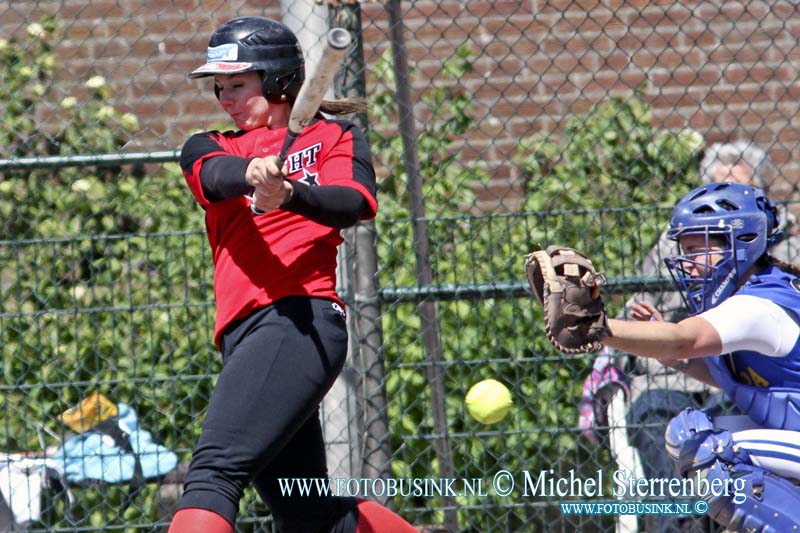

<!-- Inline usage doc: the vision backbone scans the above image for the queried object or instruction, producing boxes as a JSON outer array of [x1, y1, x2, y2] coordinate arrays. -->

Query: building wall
[[3, 0, 799, 201]]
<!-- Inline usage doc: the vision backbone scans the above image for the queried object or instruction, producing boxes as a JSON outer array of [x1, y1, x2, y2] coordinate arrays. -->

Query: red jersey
[[180, 119, 377, 346]]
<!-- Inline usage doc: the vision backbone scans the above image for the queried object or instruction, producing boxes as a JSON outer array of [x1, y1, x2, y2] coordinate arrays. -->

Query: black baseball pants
[[177, 297, 358, 532]]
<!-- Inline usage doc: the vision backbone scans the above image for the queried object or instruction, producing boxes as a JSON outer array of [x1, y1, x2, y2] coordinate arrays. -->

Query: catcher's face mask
[[665, 229, 735, 315]]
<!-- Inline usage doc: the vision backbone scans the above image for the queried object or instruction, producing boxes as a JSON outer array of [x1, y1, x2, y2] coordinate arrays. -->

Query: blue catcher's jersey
[[726, 265, 800, 388], [705, 265, 800, 430]]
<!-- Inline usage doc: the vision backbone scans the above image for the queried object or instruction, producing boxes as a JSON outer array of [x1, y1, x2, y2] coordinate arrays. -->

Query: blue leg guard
[[665, 407, 800, 532], [709, 463, 800, 533]]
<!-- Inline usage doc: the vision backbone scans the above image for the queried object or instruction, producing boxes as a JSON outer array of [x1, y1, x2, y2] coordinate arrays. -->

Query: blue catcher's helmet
[[665, 182, 782, 315]]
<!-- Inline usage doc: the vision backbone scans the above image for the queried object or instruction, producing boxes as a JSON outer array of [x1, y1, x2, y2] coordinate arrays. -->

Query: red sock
[[356, 499, 420, 533], [168, 508, 234, 533]]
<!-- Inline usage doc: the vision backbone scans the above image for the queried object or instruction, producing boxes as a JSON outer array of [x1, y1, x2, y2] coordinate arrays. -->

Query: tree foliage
[[513, 87, 703, 278], [1, 19, 214, 531]]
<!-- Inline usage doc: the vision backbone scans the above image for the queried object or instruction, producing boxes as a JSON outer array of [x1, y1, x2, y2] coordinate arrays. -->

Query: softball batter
[[168, 16, 418, 533]]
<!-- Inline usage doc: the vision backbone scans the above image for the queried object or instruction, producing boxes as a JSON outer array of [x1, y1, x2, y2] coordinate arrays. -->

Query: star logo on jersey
[[299, 168, 318, 187]]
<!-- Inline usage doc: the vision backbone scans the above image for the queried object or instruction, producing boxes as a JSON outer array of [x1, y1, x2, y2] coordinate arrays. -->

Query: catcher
[[526, 182, 800, 532]]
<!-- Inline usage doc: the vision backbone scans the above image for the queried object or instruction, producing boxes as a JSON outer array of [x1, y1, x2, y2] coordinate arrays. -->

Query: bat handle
[[250, 131, 300, 215], [276, 130, 301, 168]]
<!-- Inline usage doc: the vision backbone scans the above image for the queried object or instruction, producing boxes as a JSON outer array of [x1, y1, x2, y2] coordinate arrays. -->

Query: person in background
[[168, 16, 418, 533]]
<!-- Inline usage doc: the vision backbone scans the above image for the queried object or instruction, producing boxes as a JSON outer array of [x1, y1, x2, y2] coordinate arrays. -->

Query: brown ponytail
[[766, 255, 800, 277], [318, 97, 369, 116]]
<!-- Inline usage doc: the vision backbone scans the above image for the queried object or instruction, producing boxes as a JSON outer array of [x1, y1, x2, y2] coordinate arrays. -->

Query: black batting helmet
[[189, 17, 305, 103]]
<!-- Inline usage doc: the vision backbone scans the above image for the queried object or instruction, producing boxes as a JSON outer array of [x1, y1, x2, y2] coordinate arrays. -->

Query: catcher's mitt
[[525, 245, 611, 354]]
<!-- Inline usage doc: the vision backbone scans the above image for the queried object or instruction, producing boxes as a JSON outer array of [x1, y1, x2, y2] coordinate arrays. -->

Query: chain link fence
[[2, 1, 800, 532]]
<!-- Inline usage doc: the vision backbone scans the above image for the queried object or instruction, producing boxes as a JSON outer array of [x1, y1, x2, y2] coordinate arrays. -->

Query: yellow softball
[[465, 379, 513, 424]]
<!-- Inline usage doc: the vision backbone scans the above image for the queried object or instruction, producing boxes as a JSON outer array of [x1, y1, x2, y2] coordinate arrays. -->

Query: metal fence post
[[385, 0, 459, 529], [330, 3, 395, 497]]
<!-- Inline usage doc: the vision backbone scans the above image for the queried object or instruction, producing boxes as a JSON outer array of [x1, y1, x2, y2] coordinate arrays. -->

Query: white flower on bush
[[32, 84, 45, 97], [18, 66, 33, 79], [61, 96, 77, 109], [678, 128, 704, 154], [119, 112, 139, 131], [38, 54, 55, 70], [0, 39, 9, 52], [72, 179, 92, 193], [27, 23, 45, 38], [85, 75, 107, 89], [72, 285, 87, 301], [94, 105, 115, 121]]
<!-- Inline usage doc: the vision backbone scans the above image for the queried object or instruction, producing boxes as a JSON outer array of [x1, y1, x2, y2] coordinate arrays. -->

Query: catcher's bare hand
[[629, 301, 662, 322], [525, 245, 611, 354]]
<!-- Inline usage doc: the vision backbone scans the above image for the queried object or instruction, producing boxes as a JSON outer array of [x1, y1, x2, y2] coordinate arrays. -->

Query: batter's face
[[214, 72, 281, 131]]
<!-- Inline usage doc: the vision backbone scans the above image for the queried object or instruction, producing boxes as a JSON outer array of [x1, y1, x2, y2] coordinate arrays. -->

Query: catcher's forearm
[[603, 317, 722, 360]]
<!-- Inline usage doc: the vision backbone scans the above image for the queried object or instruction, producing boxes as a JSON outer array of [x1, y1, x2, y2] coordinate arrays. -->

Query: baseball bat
[[251, 27, 352, 214]]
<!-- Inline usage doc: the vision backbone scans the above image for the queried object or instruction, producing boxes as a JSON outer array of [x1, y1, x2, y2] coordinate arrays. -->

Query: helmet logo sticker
[[207, 43, 238, 62], [730, 218, 744, 229]]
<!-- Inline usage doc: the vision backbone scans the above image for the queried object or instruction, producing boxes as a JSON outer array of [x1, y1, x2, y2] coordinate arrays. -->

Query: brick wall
[[3, 0, 800, 203]]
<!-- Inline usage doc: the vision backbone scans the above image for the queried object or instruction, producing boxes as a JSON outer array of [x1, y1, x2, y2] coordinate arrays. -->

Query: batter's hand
[[246, 156, 285, 190], [247, 156, 292, 214], [628, 301, 663, 322], [252, 182, 292, 213]]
